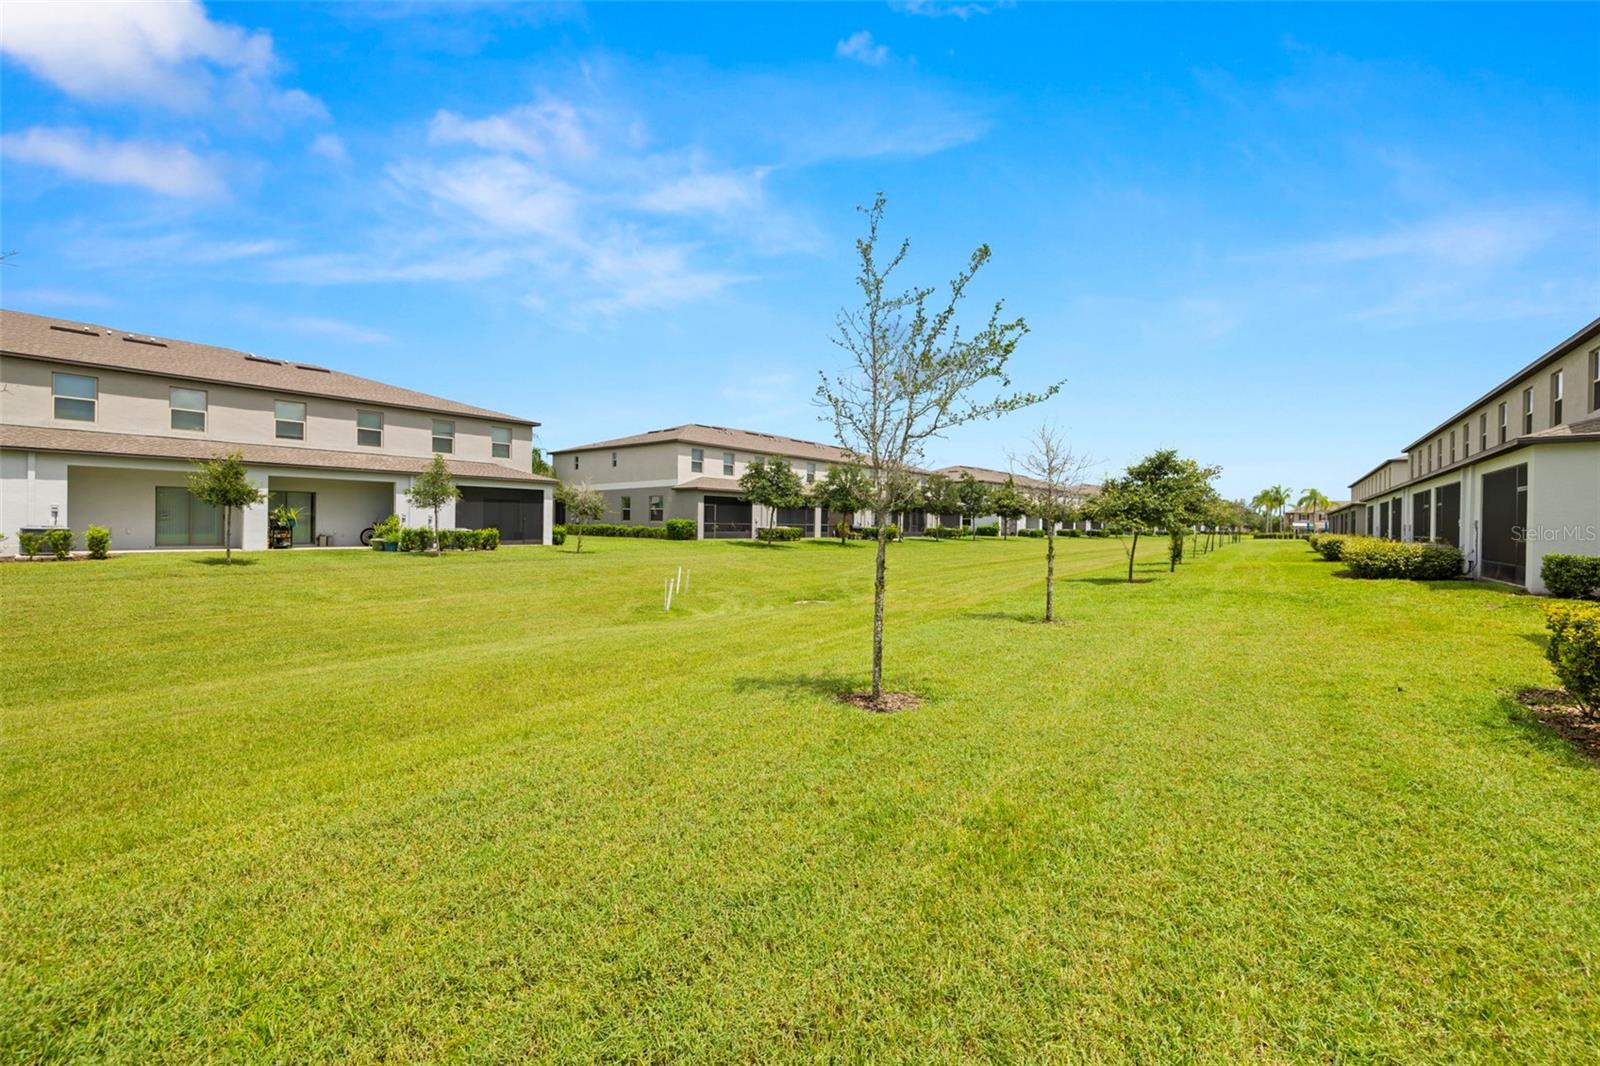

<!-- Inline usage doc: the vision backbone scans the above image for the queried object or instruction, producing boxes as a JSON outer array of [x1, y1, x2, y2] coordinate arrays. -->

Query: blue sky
[[3, 2, 1597, 499]]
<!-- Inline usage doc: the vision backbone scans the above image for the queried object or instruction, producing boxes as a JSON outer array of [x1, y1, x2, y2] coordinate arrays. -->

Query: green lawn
[[2, 536, 1596, 1062]]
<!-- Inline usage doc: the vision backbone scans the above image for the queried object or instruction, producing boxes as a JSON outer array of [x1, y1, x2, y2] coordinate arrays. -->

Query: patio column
[[392, 478, 412, 525], [542, 489, 554, 546], [695, 498, 705, 540], [814, 504, 823, 538], [240, 466, 270, 551]]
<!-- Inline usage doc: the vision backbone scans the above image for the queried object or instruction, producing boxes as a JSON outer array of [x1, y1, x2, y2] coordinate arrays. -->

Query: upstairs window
[[1498, 402, 1508, 444], [432, 419, 455, 454], [1591, 348, 1600, 412], [275, 399, 306, 440], [1522, 387, 1534, 435], [573, 454, 580, 470], [611, 451, 617, 467], [491, 426, 512, 459], [1449, 430, 1456, 464], [170, 387, 206, 432], [691, 447, 704, 473], [722, 451, 734, 476], [357, 410, 383, 447], [52, 372, 97, 422], [1479, 413, 1487, 452], [1461, 422, 1469, 459], [806, 462, 817, 484], [1551, 370, 1564, 426]]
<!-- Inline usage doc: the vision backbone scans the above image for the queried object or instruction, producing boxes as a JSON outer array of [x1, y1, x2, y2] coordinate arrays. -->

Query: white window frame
[[491, 425, 512, 459], [621, 495, 632, 521], [1551, 369, 1564, 426], [648, 494, 664, 522], [275, 399, 306, 440], [432, 419, 455, 454], [806, 462, 817, 484], [1591, 348, 1600, 412], [1498, 402, 1508, 444], [52, 372, 97, 422], [722, 452, 734, 476], [1522, 387, 1534, 434], [170, 386, 207, 432], [691, 447, 704, 473], [357, 410, 383, 448]]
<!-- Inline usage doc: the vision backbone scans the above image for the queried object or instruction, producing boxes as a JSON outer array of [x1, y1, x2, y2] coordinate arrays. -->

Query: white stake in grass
[[664, 576, 674, 612], [675, 566, 682, 594], [684, 568, 691, 592]]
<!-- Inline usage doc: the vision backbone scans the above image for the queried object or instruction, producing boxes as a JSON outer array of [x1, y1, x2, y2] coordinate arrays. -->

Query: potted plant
[[269, 504, 301, 549], [373, 513, 401, 551]]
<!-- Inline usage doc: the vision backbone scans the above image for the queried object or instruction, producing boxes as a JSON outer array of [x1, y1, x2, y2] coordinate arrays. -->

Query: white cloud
[[429, 101, 591, 161], [891, 0, 999, 18], [636, 169, 766, 215], [282, 315, 391, 344], [391, 156, 581, 238], [310, 133, 350, 164], [1284, 210, 1565, 269], [836, 31, 890, 67], [1, 127, 226, 199], [0, 0, 323, 120]]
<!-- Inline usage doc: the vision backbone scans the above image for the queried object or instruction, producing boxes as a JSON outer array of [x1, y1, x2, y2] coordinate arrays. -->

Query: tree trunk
[[871, 528, 888, 700], [1128, 531, 1139, 582], [432, 505, 441, 556], [224, 507, 232, 562], [1044, 533, 1055, 622]]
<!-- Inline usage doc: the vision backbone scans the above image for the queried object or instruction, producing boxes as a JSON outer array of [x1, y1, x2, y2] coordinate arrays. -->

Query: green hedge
[[757, 526, 803, 543], [568, 523, 668, 539], [1340, 536, 1464, 580], [921, 526, 963, 539], [398, 526, 434, 552], [1541, 554, 1600, 600], [1307, 533, 1349, 561], [856, 525, 901, 541], [552, 526, 567, 546], [665, 518, 696, 540], [974, 526, 999, 537], [1544, 602, 1600, 716]]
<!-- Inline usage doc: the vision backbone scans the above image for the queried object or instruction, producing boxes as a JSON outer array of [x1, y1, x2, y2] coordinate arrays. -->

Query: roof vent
[[49, 324, 100, 337], [294, 363, 331, 373], [122, 335, 169, 347], [244, 354, 283, 365]]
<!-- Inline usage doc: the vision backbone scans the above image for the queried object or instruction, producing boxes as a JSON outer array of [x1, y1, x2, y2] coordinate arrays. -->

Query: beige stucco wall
[[0, 355, 533, 468]]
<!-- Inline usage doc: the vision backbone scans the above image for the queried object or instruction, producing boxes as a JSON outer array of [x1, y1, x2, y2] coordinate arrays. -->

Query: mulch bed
[[1517, 688, 1600, 764], [837, 691, 922, 714]]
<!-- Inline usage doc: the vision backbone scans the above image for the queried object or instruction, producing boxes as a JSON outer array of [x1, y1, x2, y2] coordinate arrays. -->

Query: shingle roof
[[554, 423, 853, 465], [936, 465, 1100, 496], [0, 424, 555, 484], [0, 309, 534, 424]]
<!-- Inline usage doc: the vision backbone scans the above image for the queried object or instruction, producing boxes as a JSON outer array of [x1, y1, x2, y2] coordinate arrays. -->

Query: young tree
[[1012, 424, 1092, 622], [812, 463, 873, 544], [556, 481, 606, 554], [817, 194, 1057, 704], [955, 471, 991, 539], [406, 453, 460, 555], [990, 475, 1028, 539], [187, 450, 264, 563], [740, 455, 808, 544], [1091, 449, 1219, 583], [919, 472, 961, 531]]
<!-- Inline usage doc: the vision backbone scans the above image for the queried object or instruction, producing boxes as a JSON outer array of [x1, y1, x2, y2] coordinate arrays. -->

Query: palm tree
[[1254, 485, 1292, 533], [1295, 488, 1330, 534]]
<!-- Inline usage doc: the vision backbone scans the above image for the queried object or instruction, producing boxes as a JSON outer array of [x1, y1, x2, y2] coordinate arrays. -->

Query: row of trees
[[736, 457, 1043, 545]]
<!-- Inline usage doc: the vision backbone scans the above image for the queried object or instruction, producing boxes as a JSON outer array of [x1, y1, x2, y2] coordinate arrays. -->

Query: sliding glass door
[[155, 487, 223, 546], [267, 491, 316, 545]]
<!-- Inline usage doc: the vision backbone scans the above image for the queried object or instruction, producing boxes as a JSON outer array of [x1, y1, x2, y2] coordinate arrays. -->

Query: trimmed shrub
[[551, 526, 567, 546], [569, 523, 668, 539], [17, 531, 43, 558], [47, 529, 73, 560], [1542, 554, 1600, 600], [921, 525, 963, 539], [398, 526, 434, 552], [1544, 602, 1600, 717], [373, 514, 402, 541], [856, 524, 901, 542], [85, 525, 111, 559], [757, 525, 803, 544], [1312, 534, 1348, 562], [974, 526, 999, 537], [476, 528, 500, 551], [1340, 536, 1463, 580], [1017, 528, 1045, 538], [665, 518, 696, 540], [1063, 528, 1083, 538]]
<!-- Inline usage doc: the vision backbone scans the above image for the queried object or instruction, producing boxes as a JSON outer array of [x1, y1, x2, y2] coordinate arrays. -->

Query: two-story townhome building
[[552, 423, 974, 539], [0, 310, 556, 551], [935, 465, 1101, 533], [1340, 315, 1600, 593]]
